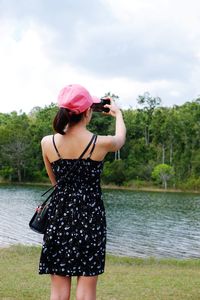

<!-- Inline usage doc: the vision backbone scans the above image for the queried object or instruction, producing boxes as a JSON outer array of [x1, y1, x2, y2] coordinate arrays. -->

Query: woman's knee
[[76, 293, 96, 300], [50, 294, 70, 300], [76, 276, 98, 300], [50, 275, 71, 300]]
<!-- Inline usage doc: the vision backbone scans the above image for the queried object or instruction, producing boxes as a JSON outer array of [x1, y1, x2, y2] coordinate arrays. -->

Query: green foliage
[[0, 95, 199, 190], [152, 164, 175, 189], [102, 160, 126, 185], [137, 92, 161, 145], [0, 166, 14, 181], [88, 112, 114, 136], [179, 177, 200, 191], [137, 91, 161, 111]]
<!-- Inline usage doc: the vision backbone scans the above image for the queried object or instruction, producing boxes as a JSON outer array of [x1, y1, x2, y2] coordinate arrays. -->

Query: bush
[[102, 160, 126, 185], [32, 171, 49, 183], [0, 166, 14, 181], [123, 179, 154, 188], [178, 177, 200, 191], [152, 164, 175, 189]]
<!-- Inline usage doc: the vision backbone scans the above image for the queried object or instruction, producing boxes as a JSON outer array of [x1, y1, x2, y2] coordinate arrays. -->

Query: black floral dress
[[39, 134, 107, 277]]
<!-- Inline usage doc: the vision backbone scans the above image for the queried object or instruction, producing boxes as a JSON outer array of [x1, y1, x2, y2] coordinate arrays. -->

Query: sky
[[0, 0, 200, 114]]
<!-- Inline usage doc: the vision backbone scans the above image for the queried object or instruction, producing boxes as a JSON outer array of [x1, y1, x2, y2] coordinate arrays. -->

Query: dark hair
[[53, 108, 84, 135]]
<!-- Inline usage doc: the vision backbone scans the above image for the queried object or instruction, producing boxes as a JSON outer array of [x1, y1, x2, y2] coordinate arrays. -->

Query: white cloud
[[0, 20, 55, 112], [0, 0, 200, 113]]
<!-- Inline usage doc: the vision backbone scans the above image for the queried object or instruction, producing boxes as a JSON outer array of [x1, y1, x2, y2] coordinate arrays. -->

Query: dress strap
[[52, 135, 62, 158], [41, 134, 96, 197], [87, 135, 97, 158]]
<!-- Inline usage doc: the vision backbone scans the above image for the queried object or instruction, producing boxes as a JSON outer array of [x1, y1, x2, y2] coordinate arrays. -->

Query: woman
[[38, 84, 126, 300]]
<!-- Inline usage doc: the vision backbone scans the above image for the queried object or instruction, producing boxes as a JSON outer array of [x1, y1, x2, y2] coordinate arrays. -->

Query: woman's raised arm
[[102, 99, 126, 152]]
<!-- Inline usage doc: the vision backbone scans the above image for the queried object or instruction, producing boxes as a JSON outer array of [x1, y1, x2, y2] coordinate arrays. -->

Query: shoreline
[[1, 244, 200, 262], [0, 181, 200, 194]]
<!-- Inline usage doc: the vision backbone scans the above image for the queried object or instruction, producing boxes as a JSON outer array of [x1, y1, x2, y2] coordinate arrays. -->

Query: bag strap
[[40, 134, 96, 202]]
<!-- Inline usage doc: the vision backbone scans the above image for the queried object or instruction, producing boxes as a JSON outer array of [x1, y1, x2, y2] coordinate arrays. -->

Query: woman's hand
[[102, 97, 126, 152], [103, 98, 121, 117]]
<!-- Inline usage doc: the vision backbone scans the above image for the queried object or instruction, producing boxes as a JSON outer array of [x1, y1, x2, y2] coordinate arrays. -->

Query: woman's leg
[[50, 274, 72, 300], [76, 275, 98, 300]]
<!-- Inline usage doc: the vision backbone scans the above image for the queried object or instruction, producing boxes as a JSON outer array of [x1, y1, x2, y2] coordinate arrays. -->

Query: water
[[0, 184, 200, 258]]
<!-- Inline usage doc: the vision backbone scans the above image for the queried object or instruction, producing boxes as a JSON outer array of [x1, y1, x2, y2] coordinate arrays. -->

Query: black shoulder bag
[[29, 134, 96, 234]]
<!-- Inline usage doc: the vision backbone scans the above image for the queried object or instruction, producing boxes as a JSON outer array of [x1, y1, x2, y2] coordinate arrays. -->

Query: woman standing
[[38, 84, 126, 300]]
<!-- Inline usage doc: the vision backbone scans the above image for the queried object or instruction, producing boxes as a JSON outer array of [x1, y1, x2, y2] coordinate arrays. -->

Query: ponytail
[[53, 108, 84, 135]]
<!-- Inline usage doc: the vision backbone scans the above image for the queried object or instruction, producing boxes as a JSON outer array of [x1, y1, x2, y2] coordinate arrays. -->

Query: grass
[[1, 245, 200, 299]]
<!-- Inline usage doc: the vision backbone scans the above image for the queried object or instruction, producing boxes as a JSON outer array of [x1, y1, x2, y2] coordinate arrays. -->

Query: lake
[[0, 184, 200, 258]]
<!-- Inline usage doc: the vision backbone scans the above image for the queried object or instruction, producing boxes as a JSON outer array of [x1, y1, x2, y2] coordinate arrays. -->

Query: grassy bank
[[1, 245, 200, 300]]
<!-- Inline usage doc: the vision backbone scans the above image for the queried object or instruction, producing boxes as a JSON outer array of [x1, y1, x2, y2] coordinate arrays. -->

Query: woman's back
[[42, 128, 116, 163], [50, 133, 104, 187]]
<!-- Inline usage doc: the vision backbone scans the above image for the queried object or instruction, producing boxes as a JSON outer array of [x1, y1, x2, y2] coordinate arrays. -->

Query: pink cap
[[57, 84, 100, 114]]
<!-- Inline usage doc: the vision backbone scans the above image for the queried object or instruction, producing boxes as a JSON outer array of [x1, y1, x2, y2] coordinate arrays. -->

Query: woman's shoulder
[[41, 134, 54, 145]]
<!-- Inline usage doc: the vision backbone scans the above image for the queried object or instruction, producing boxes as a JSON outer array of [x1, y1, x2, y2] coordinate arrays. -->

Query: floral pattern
[[39, 158, 107, 276]]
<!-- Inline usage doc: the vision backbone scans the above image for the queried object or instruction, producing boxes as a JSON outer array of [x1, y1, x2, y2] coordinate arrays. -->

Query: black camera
[[91, 98, 111, 113]]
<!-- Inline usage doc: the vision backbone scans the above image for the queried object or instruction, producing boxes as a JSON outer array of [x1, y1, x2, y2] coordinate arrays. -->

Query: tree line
[[0, 93, 200, 190]]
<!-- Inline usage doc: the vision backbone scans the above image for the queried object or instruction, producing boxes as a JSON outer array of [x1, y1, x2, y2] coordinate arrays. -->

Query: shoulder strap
[[79, 134, 96, 160], [52, 135, 62, 158], [41, 134, 96, 198], [87, 135, 97, 158]]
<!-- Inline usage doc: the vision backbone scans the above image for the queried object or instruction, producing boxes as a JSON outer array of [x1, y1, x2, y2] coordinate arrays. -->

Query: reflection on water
[[0, 184, 200, 258]]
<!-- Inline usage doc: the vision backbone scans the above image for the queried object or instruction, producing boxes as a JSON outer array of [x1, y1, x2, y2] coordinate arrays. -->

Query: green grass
[[1, 245, 200, 300]]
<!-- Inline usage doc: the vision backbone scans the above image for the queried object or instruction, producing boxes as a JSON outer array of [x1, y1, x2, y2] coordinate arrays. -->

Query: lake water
[[0, 184, 200, 258]]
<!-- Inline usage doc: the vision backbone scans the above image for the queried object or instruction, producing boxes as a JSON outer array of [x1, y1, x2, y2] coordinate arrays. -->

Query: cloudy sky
[[0, 0, 200, 113]]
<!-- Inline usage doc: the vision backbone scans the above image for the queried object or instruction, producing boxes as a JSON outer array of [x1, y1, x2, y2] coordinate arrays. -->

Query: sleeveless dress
[[39, 134, 107, 277]]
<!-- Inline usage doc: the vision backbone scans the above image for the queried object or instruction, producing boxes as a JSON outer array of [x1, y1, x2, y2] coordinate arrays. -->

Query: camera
[[91, 98, 111, 113]]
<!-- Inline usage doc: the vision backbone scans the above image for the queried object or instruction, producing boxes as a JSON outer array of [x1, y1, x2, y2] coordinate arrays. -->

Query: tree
[[152, 164, 175, 189], [0, 111, 31, 182], [103, 92, 119, 102], [0, 95, 199, 189], [137, 92, 161, 145]]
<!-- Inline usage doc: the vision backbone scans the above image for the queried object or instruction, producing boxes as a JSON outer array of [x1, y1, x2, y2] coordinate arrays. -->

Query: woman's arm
[[103, 99, 126, 152], [41, 137, 57, 186]]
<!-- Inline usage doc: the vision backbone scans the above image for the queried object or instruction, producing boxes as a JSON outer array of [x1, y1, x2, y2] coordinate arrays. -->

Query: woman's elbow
[[113, 136, 126, 151]]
